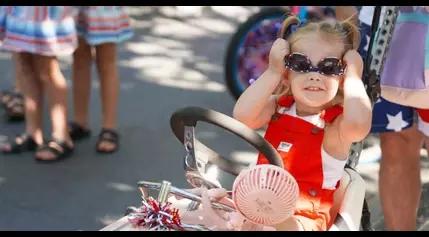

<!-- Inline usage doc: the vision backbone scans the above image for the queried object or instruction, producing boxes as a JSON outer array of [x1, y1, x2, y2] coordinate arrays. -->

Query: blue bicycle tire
[[223, 7, 289, 100]]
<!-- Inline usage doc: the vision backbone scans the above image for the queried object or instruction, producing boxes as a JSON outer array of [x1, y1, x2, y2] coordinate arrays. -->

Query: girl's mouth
[[304, 86, 324, 91]]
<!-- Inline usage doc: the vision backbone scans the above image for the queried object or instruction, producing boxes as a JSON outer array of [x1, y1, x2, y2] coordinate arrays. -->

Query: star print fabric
[[357, 6, 429, 135], [370, 97, 414, 133]]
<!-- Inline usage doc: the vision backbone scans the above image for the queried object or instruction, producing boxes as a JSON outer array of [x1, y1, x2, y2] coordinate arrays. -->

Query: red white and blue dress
[[0, 6, 78, 56], [76, 6, 133, 46]]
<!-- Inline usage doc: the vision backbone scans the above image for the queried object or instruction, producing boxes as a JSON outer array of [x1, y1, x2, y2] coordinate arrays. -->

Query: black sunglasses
[[284, 53, 346, 76]]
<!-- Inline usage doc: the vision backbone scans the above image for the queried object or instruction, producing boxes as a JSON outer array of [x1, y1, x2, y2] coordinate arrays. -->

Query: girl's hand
[[343, 49, 363, 79], [268, 38, 290, 76], [178, 187, 275, 231], [178, 187, 231, 230]]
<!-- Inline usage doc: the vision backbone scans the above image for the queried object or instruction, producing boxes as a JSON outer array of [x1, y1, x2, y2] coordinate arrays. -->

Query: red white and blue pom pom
[[128, 197, 183, 231]]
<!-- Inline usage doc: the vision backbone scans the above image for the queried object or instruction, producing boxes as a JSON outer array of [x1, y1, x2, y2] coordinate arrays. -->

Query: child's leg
[[3, 53, 26, 119], [13, 53, 22, 92], [33, 54, 73, 160], [95, 43, 119, 152], [71, 36, 93, 129], [1, 53, 23, 105], [2, 53, 44, 152], [17, 53, 44, 143]]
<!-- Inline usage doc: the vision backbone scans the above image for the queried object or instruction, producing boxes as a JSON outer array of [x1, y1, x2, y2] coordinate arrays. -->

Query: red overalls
[[257, 95, 344, 231]]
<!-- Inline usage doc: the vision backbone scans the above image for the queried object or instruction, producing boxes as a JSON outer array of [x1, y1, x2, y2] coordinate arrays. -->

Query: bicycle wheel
[[224, 7, 289, 100]]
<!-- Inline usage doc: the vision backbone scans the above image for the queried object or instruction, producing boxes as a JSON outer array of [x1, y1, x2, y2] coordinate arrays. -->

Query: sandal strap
[[6, 102, 25, 118], [17, 133, 30, 140], [7, 102, 24, 110], [37, 139, 72, 156], [5, 134, 36, 153], [69, 122, 88, 133], [10, 92, 23, 99], [98, 129, 119, 141], [1, 90, 12, 98]]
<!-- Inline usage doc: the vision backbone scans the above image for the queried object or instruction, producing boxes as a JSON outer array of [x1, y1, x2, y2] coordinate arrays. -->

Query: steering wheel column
[[170, 106, 284, 211]]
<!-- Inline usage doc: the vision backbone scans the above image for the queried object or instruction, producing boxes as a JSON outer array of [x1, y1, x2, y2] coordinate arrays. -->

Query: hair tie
[[291, 19, 308, 33], [334, 22, 346, 34], [283, 19, 308, 39]]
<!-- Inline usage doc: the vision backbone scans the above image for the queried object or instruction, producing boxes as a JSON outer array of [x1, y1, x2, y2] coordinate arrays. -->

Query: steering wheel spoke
[[136, 180, 236, 212], [170, 107, 284, 182], [184, 125, 208, 175]]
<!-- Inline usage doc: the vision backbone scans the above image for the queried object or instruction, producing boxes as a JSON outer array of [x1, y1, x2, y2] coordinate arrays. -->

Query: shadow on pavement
[[1, 6, 428, 231], [0, 6, 261, 230]]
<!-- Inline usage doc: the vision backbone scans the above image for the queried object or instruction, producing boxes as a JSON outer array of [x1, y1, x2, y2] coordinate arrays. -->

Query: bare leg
[[13, 53, 23, 93], [72, 36, 93, 129], [379, 125, 423, 230], [1, 53, 23, 105], [5, 52, 28, 116], [95, 43, 119, 152], [2, 53, 44, 152], [33, 55, 73, 160]]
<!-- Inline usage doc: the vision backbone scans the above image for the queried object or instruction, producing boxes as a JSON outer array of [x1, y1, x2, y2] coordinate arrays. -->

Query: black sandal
[[1, 89, 22, 108], [35, 139, 74, 163], [96, 128, 119, 154], [5, 94, 25, 122], [2, 133, 38, 154], [1, 90, 13, 107], [68, 122, 91, 141]]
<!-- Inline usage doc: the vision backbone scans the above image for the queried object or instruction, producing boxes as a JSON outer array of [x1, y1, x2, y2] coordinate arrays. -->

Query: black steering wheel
[[170, 106, 283, 177]]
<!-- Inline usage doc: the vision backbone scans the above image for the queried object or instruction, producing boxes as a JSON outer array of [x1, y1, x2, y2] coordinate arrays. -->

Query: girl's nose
[[310, 78, 320, 82]]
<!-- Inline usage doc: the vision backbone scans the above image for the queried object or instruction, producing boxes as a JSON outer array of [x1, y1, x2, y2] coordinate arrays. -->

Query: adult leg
[[373, 97, 422, 230], [379, 127, 422, 230]]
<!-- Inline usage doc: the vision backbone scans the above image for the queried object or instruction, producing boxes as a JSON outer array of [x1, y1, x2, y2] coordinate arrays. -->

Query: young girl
[[0, 6, 77, 162], [184, 16, 372, 231], [69, 6, 133, 154]]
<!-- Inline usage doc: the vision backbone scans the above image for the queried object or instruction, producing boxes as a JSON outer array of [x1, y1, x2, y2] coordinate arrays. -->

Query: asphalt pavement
[[0, 6, 428, 231]]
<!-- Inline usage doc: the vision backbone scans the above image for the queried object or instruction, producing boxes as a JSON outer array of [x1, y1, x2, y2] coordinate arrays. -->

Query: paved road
[[0, 6, 428, 231]]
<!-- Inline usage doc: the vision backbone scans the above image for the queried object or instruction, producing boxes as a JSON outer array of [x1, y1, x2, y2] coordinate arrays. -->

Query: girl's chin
[[299, 96, 331, 107]]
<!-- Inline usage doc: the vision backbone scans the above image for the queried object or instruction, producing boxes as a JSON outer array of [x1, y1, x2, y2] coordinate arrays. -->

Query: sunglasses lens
[[318, 58, 344, 75], [287, 54, 311, 72]]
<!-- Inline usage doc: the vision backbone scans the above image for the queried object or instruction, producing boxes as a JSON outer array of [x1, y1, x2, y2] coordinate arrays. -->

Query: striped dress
[[0, 6, 78, 56], [76, 6, 133, 46]]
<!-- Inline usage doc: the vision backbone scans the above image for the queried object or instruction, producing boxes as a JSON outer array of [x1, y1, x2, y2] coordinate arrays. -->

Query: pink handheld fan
[[232, 164, 299, 226]]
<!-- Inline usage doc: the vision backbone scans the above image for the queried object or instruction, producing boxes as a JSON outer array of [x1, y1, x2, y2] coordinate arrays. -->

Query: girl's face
[[285, 32, 345, 108]]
